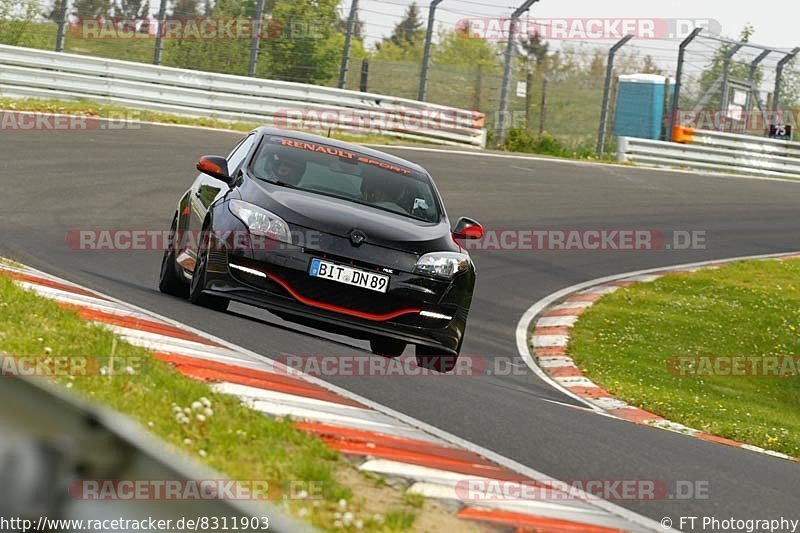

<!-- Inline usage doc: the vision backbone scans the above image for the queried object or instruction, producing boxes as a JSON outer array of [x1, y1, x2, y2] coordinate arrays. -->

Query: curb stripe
[[1, 262, 661, 532], [523, 252, 800, 463], [3, 271, 104, 299], [77, 307, 224, 347], [458, 507, 625, 532], [155, 353, 362, 407]]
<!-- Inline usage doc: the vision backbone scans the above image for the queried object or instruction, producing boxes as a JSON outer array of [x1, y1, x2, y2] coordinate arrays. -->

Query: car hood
[[239, 177, 456, 255]]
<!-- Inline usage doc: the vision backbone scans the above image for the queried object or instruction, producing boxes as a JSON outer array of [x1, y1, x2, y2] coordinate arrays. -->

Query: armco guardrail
[[1, 373, 307, 532], [0, 44, 486, 147], [617, 128, 800, 180]]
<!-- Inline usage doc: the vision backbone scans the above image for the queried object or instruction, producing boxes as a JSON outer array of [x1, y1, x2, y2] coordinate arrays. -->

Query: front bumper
[[200, 223, 472, 354]]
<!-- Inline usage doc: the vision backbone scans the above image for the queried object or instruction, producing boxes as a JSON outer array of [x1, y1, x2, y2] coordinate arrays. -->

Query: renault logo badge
[[349, 229, 367, 246]]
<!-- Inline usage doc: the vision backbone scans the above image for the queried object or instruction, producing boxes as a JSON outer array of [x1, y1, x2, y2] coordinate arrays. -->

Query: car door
[[184, 133, 256, 266]]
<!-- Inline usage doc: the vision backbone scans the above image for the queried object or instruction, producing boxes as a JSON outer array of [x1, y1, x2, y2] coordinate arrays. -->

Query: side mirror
[[196, 156, 232, 183], [452, 217, 484, 240]]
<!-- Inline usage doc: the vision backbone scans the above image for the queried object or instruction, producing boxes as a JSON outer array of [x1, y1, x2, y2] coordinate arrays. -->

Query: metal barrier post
[[596, 34, 633, 155], [152, 0, 168, 65], [670, 27, 703, 140], [247, 0, 266, 77], [496, 0, 539, 145], [417, 0, 444, 101], [54, 0, 69, 52], [772, 47, 800, 113], [718, 44, 743, 113], [359, 58, 369, 92], [338, 0, 359, 89]]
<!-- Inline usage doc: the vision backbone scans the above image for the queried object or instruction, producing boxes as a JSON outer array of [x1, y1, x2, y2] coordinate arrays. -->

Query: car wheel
[[159, 217, 189, 298], [370, 336, 406, 358], [415, 345, 459, 373], [189, 232, 229, 312]]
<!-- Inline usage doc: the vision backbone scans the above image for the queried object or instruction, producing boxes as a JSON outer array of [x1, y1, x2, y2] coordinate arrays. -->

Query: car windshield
[[250, 136, 441, 223]]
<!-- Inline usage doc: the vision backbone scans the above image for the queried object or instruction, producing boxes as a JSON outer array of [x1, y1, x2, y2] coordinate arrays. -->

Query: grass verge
[[0, 97, 399, 146], [0, 273, 486, 531], [568, 258, 800, 457]]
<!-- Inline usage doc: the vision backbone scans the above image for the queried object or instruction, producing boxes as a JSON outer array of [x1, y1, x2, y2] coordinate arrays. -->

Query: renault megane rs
[[159, 128, 483, 372]]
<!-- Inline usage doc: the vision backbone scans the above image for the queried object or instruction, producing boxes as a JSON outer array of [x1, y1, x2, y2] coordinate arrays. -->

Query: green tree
[[433, 24, 501, 70], [260, 0, 349, 84], [170, 0, 201, 17], [696, 24, 757, 109], [518, 31, 549, 70], [116, 0, 146, 19], [162, 0, 251, 75], [0, 0, 39, 45], [73, 0, 114, 18], [378, 1, 423, 51], [640, 55, 664, 75], [338, 9, 363, 41]]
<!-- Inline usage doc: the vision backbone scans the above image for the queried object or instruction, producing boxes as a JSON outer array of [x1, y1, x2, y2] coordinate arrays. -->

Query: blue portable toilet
[[613, 74, 669, 140]]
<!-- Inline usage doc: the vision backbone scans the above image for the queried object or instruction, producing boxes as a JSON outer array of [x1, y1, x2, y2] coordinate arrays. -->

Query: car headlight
[[229, 200, 291, 244], [414, 252, 471, 279]]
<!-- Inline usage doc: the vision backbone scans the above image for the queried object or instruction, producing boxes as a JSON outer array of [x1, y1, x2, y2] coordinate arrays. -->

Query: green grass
[[568, 258, 800, 456], [0, 97, 399, 146], [0, 274, 483, 531]]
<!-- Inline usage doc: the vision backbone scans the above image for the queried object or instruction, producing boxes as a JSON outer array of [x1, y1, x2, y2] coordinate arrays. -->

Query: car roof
[[253, 127, 428, 176]]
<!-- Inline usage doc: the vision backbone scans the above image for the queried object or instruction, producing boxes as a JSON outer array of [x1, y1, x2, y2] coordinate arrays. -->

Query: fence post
[[247, 0, 266, 77], [670, 27, 702, 140], [718, 43, 743, 114], [359, 58, 369, 92], [538, 75, 547, 136], [472, 64, 483, 111], [525, 66, 533, 131], [661, 77, 671, 140], [496, 0, 539, 145], [417, 0, 444, 101], [152, 0, 168, 65], [338, 0, 359, 89], [772, 47, 800, 114], [54, 0, 69, 52], [596, 34, 633, 155]]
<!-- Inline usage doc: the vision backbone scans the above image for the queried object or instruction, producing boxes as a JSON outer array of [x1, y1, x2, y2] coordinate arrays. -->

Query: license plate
[[309, 258, 389, 293]]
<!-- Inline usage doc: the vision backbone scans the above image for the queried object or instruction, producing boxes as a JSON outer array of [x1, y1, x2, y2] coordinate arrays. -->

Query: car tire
[[189, 231, 229, 312], [415, 345, 459, 373], [370, 337, 406, 358], [159, 217, 189, 298]]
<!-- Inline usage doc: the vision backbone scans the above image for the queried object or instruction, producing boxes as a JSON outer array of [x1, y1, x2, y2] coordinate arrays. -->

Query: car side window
[[226, 134, 256, 175]]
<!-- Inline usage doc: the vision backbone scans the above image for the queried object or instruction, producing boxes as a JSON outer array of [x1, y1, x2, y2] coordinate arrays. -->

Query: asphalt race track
[[3, 123, 800, 528]]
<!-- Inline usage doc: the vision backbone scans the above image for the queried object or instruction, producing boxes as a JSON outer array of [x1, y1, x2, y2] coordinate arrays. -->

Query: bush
[[503, 128, 596, 159]]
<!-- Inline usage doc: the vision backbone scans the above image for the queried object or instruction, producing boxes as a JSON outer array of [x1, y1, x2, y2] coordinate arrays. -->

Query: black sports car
[[159, 128, 483, 372]]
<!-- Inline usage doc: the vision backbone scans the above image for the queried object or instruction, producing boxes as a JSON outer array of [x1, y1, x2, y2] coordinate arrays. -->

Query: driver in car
[[269, 153, 306, 185], [361, 175, 398, 205]]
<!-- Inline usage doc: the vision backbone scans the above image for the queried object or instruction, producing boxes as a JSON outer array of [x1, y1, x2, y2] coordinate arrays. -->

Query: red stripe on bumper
[[265, 273, 421, 322]]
